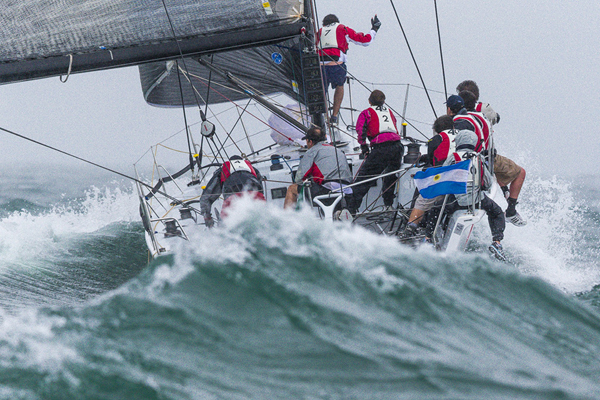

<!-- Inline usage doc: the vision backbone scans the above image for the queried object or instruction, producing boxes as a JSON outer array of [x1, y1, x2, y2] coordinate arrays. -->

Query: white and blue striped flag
[[414, 160, 471, 199]]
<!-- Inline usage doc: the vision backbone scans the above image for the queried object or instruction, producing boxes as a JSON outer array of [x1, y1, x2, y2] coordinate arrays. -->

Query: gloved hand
[[371, 15, 381, 32], [361, 144, 370, 156], [204, 215, 214, 228]]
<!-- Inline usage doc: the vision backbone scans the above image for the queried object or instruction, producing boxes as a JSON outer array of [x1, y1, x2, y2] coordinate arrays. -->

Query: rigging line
[[343, 68, 429, 140], [176, 66, 232, 140], [181, 66, 305, 132], [176, 62, 195, 170], [204, 55, 214, 116], [159, 0, 203, 110], [317, 49, 428, 139], [184, 68, 299, 144], [352, 80, 446, 95], [213, 99, 248, 155], [0, 125, 203, 213], [389, 0, 438, 119], [433, 0, 448, 100], [236, 100, 256, 153], [211, 134, 231, 163]]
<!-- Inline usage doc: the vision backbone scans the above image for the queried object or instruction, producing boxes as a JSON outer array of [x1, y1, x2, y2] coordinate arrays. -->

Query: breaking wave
[[0, 194, 599, 399]]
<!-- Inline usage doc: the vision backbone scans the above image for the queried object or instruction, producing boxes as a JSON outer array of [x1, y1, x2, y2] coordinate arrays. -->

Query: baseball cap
[[445, 95, 464, 113]]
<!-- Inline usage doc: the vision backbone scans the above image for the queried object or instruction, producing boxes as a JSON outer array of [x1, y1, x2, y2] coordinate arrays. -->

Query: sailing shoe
[[330, 115, 338, 125], [506, 212, 527, 227], [400, 223, 418, 239], [489, 241, 507, 262]]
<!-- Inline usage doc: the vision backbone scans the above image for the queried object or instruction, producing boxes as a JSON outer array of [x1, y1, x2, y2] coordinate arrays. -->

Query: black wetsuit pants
[[348, 141, 404, 213], [425, 194, 505, 242]]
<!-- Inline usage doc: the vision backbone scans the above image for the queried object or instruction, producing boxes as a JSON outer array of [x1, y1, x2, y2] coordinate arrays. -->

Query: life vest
[[453, 114, 484, 152], [432, 129, 458, 166], [467, 111, 491, 150], [220, 159, 257, 183], [319, 23, 341, 50], [451, 150, 491, 193], [365, 105, 398, 141]]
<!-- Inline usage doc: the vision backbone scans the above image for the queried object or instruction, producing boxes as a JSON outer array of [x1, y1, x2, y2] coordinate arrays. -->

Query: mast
[[303, 0, 327, 129]]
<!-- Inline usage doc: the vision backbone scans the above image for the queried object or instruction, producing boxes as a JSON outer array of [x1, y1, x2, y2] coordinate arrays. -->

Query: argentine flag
[[414, 160, 471, 199]]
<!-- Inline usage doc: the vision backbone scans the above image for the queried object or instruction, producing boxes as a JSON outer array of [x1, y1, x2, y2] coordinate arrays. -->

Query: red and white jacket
[[220, 159, 257, 182], [453, 111, 484, 152], [356, 105, 402, 146], [467, 111, 491, 150], [316, 23, 375, 64], [428, 129, 458, 166]]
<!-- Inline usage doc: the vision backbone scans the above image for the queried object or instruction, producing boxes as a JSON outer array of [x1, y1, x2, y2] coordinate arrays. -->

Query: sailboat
[[0, 0, 496, 258]]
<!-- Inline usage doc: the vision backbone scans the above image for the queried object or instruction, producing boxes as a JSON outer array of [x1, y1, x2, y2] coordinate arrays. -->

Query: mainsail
[[140, 40, 306, 108], [0, 0, 308, 84]]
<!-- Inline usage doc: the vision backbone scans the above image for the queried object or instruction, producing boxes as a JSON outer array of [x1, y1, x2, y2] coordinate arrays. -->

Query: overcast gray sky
[[0, 0, 598, 178]]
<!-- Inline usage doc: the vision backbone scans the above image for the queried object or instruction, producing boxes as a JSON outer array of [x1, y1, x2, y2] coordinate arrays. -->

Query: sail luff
[[0, 22, 307, 84]]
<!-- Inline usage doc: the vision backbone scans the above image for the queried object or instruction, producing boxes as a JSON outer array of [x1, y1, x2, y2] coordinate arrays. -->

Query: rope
[[59, 54, 73, 83], [0, 125, 202, 214], [434, 0, 448, 100], [389, 0, 437, 118]]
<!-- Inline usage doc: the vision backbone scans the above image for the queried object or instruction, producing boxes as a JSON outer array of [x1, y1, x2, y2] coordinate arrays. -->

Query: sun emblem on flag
[[433, 174, 442, 182]]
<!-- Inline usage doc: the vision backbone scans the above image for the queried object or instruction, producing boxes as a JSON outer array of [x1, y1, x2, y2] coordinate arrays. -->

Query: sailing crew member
[[200, 155, 265, 227], [402, 115, 457, 238], [284, 127, 353, 209], [456, 80, 527, 226], [458, 90, 492, 150], [347, 90, 404, 215], [316, 14, 380, 125], [445, 94, 485, 152], [425, 130, 507, 260], [456, 80, 500, 125]]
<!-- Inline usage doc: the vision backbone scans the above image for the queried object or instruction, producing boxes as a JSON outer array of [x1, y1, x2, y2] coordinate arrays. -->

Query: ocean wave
[[1, 199, 599, 399]]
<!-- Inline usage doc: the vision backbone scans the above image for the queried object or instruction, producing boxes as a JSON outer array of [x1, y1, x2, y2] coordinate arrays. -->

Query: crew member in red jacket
[[200, 155, 265, 227], [456, 80, 527, 226], [348, 90, 403, 215], [316, 14, 380, 124], [401, 115, 457, 239]]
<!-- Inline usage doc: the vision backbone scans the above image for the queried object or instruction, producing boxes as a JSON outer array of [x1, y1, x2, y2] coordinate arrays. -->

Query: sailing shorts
[[494, 154, 522, 184], [414, 194, 444, 211], [322, 63, 347, 89]]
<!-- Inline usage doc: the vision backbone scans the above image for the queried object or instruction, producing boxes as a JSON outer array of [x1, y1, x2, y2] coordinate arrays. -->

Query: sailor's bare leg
[[508, 167, 526, 199], [408, 208, 425, 225], [332, 85, 344, 118], [284, 184, 299, 209]]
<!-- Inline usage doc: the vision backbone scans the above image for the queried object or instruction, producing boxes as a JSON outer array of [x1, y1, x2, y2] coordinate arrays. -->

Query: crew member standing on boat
[[284, 127, 352, 209], [347, 90, 404, 215], [200, 155, 265, 227], [316, 14, 380, 125], [456, 80, 527, 227]]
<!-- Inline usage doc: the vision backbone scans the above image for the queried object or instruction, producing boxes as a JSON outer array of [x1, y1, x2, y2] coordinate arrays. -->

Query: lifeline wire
[[389, 0, 438, 118], [0, 125, 201, 213]]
